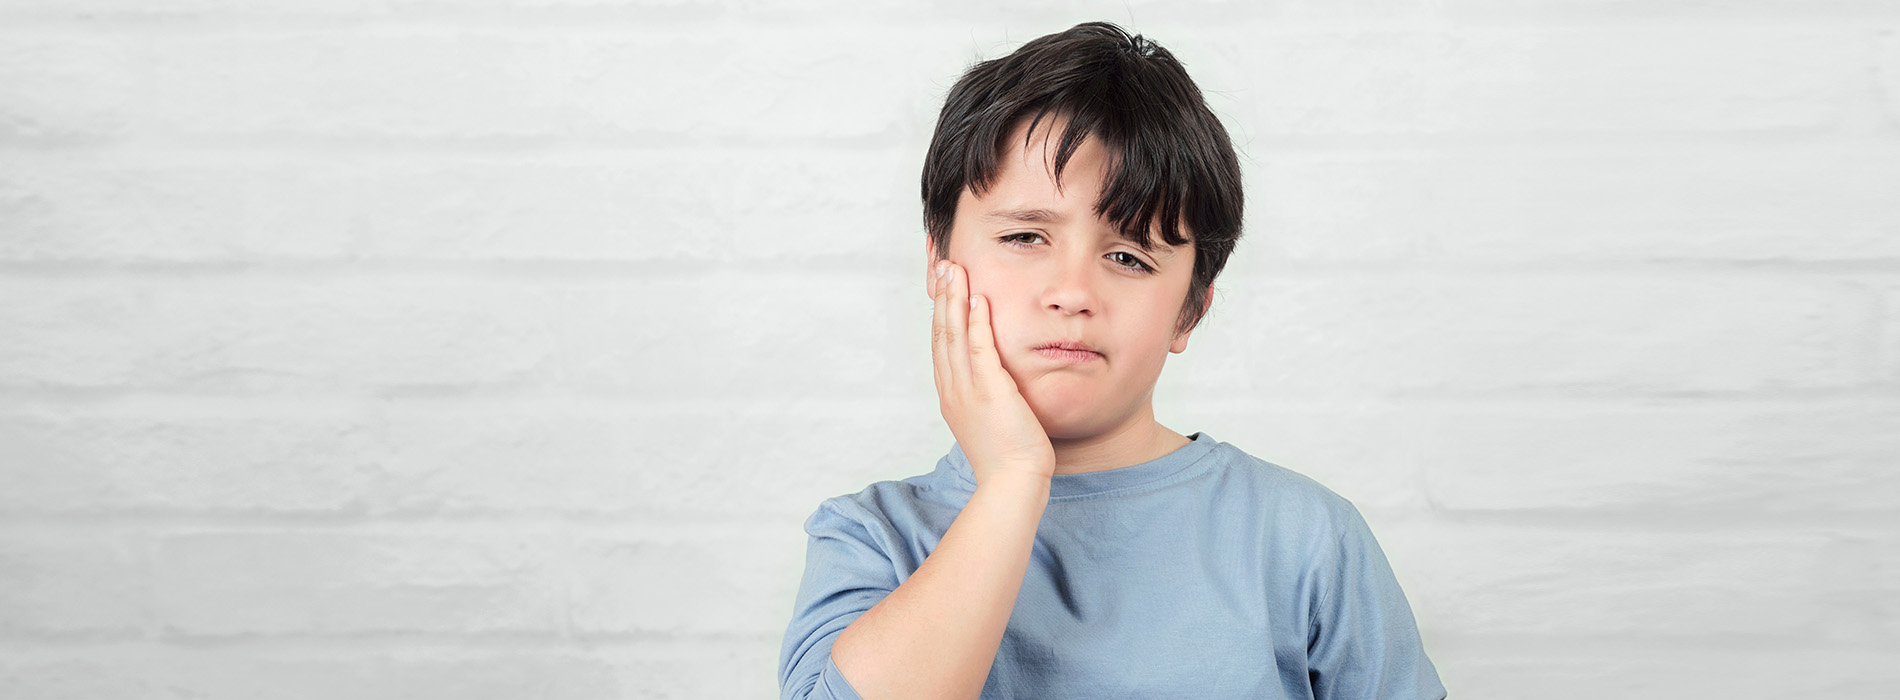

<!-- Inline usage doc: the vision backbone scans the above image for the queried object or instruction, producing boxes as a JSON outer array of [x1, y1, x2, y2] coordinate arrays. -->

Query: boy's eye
[[1109, 251, 1155, 273], [998, 232, 1156, 274], [999, 232, 1043, 247]]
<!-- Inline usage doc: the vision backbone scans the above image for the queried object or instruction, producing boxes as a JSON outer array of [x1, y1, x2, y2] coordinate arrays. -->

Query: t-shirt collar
[[940, 431, 1219, 500]]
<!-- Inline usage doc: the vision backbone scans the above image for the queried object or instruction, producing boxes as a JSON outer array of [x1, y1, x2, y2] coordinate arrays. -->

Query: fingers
[[931, 261, 949, 397], [945, 263, 973, 388], [966, 291, 998, 388]]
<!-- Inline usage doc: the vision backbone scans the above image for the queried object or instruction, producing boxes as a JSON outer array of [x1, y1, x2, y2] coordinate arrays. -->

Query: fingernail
[[936, 261, 948, 279], [969, 295, 977, 310]]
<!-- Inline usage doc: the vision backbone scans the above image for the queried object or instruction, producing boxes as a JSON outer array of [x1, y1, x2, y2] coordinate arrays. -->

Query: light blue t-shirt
[[779, 431, 1445, 700]]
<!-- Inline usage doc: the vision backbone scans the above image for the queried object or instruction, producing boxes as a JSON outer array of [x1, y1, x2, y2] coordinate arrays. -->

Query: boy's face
[[927, 115, 1207, 441]]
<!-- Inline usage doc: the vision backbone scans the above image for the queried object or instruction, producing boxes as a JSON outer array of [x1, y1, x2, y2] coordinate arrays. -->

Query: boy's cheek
[[987, 309, 1012, 349], [985, 307, 1041, 386]]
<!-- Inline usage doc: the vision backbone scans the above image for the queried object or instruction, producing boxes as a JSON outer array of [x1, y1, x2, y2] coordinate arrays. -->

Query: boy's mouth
[[1034, 340, 1103, 361]]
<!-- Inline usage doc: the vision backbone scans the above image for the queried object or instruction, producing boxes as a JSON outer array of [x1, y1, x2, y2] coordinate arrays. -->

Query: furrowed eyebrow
[[984, 206, 1186, 258], [982, 207, 1065, 224]]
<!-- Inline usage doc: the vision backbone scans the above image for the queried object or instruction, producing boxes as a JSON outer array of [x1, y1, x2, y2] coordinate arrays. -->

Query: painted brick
[[1869, 532, 1900, 640], [1414, 400, 1900, 512], [156, 531, 559, 636], [0, 531, 150, 637], [0, 0, 715, 17], [1244, 153, 1435, 264], [0, 639, 783, 700], [8, 0, 1900, 22], [0, 154, 359, 262], [315, 398, 941, 518], [1881, 281, 1900, 384], [1439, 649, 1900, 700], [0, 273, 915, 395], [155, 529, 795, 637], [0, 29, 935, 142], [0, 276, 555, 391], [0, 398, 947, 518], [0, 409, 376, 514], [0, 34, 140, 139], [6, 26, 1864, 142], [727, 146, 921, 264], [0, 148, 924, 264], [1379, 519, 1869, 639], [0, 648, 625, 700], [1878, 27, 1900, 125], [561, 533, 798, 636], [1209, 26, 1866, 136], [1181, 274, 1870, 396], [0, 155, 724, 262], [1247, 144, 1900, 265]]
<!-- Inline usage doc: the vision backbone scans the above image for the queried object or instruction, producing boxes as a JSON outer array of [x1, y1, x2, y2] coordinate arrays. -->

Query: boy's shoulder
[[1204, 438, 1372, 536], [798, 454, 962, 539], [1221, 439, 1360, 500]]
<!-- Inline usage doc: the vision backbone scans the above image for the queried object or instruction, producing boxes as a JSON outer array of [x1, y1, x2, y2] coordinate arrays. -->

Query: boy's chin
[[1036, 414, 1123, 442], [1023, 388, 1117, 440]]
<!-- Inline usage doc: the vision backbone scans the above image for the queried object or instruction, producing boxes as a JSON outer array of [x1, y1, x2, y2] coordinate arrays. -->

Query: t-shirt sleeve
[[1306, 502, 1447, 700], [779, 500, 898, 700]]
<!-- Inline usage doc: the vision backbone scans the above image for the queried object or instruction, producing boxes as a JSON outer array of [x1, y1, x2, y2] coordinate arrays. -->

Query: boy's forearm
[[830, 471, 1050, 700]]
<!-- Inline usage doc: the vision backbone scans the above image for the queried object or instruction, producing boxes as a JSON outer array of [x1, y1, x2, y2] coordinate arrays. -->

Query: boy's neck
[[1047, 413, 1192, 476]]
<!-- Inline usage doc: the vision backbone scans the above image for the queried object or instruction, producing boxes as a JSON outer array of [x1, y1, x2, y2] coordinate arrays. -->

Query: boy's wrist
[[974, 467, 1054, 497]]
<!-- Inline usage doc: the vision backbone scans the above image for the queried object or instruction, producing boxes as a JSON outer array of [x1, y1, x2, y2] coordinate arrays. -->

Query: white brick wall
[[2, 2, 1896, 698]]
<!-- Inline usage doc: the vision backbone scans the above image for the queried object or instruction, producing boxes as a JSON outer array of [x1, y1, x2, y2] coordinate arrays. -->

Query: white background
[[2, 1, 1898, 698]]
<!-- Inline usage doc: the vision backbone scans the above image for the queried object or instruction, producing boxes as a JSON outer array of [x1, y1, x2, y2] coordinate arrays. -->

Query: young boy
[[780, 21, 1444, 700]]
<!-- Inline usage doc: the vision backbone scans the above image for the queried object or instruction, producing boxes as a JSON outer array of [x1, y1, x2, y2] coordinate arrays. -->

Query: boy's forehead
[[968, 121, 1111, 226], [1003, 115, 1099, 181], [956, 115, 1191, 255]]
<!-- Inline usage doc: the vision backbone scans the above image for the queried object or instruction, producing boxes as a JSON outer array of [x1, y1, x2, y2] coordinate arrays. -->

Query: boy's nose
[[1041, 260, 1099, 316]]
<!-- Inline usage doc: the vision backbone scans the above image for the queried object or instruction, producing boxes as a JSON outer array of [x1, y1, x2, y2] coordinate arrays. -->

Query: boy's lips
[[1033, 340, 1103, 362], [1036, 339, 1101, 354], [1033, 347, 1102, 363]]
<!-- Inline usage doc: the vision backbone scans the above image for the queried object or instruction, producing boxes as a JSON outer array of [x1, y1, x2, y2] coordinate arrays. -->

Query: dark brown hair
[[921, 21, 1245, 337]]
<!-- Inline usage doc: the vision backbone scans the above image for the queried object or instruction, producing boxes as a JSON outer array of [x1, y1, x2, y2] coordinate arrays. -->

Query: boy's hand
[[930, 260, 1057, 487]]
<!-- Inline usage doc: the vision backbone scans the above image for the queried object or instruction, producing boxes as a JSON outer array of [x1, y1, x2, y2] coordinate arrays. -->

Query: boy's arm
[[778, 472, 1050, 700], [781, 256, 1059, 699], [830, 472, 1048, 700], [1307, 504, 1447, 700]]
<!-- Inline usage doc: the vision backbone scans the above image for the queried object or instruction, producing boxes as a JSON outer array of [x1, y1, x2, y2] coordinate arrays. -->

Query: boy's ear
[[1170, 284, 1215, 354]]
